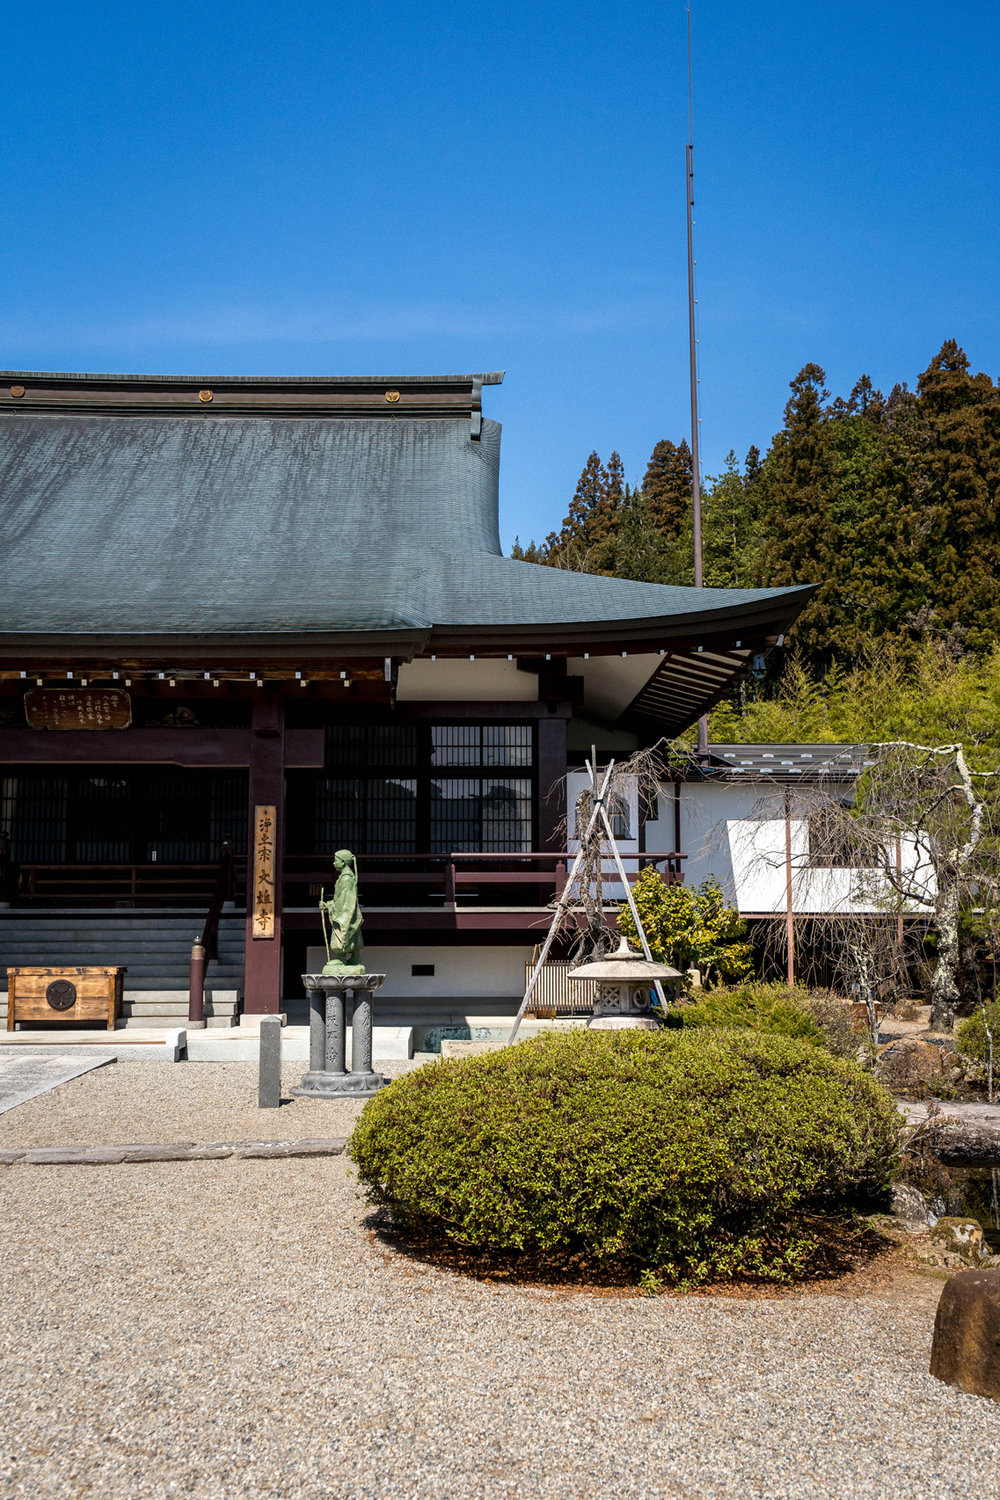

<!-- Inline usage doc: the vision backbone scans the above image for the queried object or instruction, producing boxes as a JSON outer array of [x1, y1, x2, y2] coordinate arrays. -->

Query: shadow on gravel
[[362, 1209, 896, 1298]]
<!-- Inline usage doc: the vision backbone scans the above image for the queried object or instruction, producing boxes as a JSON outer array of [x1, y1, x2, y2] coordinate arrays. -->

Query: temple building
[[0, 370, 811, 1027]]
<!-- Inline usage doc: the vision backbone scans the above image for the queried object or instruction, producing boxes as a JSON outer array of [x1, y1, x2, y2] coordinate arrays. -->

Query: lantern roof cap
[[568, 936, 681, 983]]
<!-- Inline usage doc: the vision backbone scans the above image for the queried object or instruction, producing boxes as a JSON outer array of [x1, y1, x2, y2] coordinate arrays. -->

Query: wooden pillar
[[244, 692, 286, 1015], [537, 715, 568, 852]]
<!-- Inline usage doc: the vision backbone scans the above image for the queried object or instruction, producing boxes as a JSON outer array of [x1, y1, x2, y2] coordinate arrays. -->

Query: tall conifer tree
[[544, 450, 622, 574], [914, 341, 1000, 648], [640, 438, 693, 537], [755, 365, 842, 654]]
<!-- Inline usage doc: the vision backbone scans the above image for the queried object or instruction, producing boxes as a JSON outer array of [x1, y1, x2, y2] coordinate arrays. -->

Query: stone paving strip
[[0, 1135, 347, 1165]]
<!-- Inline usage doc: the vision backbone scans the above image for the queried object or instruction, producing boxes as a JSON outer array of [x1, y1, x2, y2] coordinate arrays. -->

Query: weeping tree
[[696, 738, 999, 1035], [560, 744, 672, 963], [775, 742, 1000, 1032], [850, 743, 1000, 1031]]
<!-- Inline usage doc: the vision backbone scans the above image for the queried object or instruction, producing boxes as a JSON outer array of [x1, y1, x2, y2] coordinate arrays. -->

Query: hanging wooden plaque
[[252, 804, 276, 939], [24, 688, 132, 730]]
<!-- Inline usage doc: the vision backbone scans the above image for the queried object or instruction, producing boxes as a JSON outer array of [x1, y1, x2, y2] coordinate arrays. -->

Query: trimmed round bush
[[349, 1028, 900, 1284]]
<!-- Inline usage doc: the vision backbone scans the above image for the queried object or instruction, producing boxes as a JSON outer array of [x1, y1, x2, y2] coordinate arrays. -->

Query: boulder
[[908, 1216, 987, 1270], [930, 1268, 1000, 1400], [891, 1183, 930, 1228], [876, 1037, 956, 1092], [922, 1121, 1000, 1165]]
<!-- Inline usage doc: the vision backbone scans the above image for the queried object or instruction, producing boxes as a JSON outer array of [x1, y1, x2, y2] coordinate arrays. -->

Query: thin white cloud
[[0, 296, 673, 350]]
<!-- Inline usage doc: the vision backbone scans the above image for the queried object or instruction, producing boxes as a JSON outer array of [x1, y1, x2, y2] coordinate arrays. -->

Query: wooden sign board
[[24, 688, 132, 731], [252, 804, 276, 939]]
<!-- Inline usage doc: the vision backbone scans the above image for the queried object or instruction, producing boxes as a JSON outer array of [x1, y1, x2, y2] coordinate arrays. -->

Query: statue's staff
[[319, 886, 331, 968]]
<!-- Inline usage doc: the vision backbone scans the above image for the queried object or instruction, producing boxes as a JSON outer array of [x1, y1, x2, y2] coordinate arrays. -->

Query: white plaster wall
[[725, 818, 926, 915], [645, 782, 761, 897], [397, 658, 538, 701], [566, 769, 638, 898], [305, 943, 533, 999], [645, 781, 935, 916]]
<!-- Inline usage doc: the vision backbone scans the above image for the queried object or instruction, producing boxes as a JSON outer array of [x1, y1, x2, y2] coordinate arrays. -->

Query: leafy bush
[[666, 981, 863, 1061], [618, 868, 752, 984], [349, 1028, 900, 1284], [805, 988, 869, 1061], [956, 1004, 1000, 1066], [666, 981, 824, 1045]]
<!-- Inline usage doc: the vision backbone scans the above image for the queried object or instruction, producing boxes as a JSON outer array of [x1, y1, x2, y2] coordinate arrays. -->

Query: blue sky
[[2, 2, 997, 549]]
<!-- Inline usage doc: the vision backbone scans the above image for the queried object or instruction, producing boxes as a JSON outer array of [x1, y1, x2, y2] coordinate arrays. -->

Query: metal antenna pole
[[686, 6, 709, 761]]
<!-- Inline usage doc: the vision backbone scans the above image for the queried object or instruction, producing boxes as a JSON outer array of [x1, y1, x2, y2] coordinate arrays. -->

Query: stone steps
[[119, 993, 239, 1030], [0, 909, 246, 1023]]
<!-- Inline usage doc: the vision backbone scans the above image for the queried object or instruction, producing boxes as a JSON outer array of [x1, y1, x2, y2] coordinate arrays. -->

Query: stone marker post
[[258, 1014, 282, 1109], [325, 986, 348, 1076]]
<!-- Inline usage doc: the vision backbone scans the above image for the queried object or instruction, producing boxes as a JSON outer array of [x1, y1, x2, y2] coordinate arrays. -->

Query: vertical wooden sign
[[252, 805, 276, 939]]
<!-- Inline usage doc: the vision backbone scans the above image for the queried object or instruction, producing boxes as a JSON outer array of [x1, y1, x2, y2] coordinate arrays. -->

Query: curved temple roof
[[0, 372, 813, 733]]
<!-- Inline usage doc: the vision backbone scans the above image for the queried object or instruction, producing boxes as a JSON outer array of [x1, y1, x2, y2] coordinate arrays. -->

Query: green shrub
[[956, 1004, 1000, 1066], [665, 981, 863, 1060], [802, 988, 868, 1061], [349, 1027, 900, 1285], [618, 869, 752, 983], [665, 981, 826, 1047]]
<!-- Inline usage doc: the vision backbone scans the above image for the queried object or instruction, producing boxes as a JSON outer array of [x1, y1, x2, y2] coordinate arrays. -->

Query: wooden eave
[[0, 370, 504, 420], [0, 587, 811, 667]]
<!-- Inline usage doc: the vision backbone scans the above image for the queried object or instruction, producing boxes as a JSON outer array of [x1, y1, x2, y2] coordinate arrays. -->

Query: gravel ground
[[0, 1059, 409, 1151], [1, 1063, 999, 1498]]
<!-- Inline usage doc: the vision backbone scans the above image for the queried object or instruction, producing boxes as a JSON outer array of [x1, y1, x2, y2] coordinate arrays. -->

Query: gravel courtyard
[[1, 1061, 999, 1499]]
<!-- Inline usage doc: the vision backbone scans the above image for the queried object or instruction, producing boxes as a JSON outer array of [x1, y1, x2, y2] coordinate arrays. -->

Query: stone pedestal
[[291, 973, 388, 1098]]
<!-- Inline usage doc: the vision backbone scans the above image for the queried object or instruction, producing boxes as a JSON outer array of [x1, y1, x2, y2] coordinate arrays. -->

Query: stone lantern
[[568, 936, 681, 1029]]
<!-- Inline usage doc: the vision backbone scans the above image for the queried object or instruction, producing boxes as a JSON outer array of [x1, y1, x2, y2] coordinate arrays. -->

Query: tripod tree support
[[506, 758, 668, 1044]]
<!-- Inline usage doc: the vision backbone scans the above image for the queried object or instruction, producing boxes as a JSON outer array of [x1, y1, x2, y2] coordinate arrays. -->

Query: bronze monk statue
[[319, 849, 366, 976]]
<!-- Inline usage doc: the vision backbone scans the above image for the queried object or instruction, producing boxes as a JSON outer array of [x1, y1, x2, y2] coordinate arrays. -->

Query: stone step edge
[[0, 1137, 348, 1166]]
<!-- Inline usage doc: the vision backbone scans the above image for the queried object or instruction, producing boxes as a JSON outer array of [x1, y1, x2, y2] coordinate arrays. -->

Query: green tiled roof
[[0, 406, 811, 640]]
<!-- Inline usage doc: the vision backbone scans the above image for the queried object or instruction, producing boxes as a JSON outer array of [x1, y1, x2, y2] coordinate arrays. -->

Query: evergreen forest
[[511, 340, 1000, 750]]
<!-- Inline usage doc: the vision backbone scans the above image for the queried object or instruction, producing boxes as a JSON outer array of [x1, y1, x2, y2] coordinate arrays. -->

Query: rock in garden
[[908, 1216, 987, 1270], [930, 1268, 1000, 1400], [876, 1037, 955, 1092], [890, 1183, 930, 1228]]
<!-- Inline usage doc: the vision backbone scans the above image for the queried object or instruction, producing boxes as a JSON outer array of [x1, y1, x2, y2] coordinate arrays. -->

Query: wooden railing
[[14, 850, 685, 908], [284, 851, 685, 908], [200, 842, 235, 963], [17, 862, 239, 905]]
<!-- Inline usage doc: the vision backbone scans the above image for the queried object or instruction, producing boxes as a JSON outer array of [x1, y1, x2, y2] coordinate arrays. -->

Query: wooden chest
[[6, 967, 125, 1030]]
